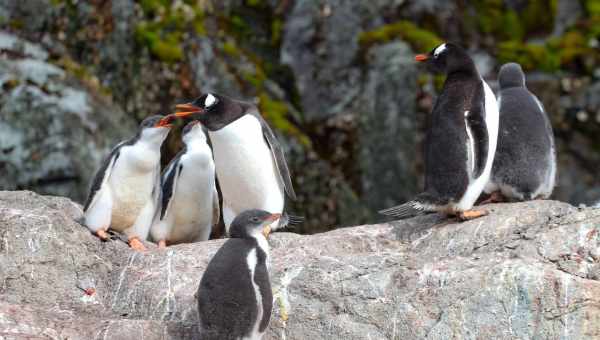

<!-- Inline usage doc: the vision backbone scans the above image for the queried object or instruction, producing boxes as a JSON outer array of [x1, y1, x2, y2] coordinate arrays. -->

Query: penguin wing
[[466, 93, 489, 179], [83, 142, 125, 211], [212, 187, 220, 226], [159, 152, 184, 220], [251, 111, 297, 200]]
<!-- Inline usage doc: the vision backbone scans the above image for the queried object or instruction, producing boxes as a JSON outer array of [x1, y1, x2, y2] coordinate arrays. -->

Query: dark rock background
[[1, 0, 599, 232]]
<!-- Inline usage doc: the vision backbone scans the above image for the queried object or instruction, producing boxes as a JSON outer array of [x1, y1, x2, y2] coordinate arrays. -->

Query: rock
[[2, 190, 600, 339], [0, 33, 137, 202]]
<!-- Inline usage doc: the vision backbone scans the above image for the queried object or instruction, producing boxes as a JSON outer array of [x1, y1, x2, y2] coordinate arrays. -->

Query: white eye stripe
[[434, 43, 447, 57], [205, 94, 216, 107]]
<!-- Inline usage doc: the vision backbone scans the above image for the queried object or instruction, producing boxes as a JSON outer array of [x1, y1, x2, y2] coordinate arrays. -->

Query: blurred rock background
[[0, 0, 599, 233]]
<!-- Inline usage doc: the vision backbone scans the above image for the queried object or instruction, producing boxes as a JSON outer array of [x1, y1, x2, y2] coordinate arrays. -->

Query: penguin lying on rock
[[482, 62, 556, 202], [197, 209, 277, 340], [173, 93, 297, 233], [150, 120, 220, 247], [83, 115, 172, 252], [380, 43, 499, 221]]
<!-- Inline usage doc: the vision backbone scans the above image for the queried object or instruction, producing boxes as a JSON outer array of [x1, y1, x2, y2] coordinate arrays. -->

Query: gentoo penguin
[[150, 121, 220, 247], [174, 93, 296, 232], [483, 62, 556, 202], [83, 115, 172, 251], [380, 43, 499, 220], [197, 209, 277, 340]]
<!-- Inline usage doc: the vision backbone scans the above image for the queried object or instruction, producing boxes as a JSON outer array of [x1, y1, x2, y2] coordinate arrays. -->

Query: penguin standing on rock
[[150, 120, 220, 247], [380, 43, 499, 220], [483, 62, 556, 202], [83, 115, 172, 251], [197, 209, 277, 340], [173, 93, 297, 233]]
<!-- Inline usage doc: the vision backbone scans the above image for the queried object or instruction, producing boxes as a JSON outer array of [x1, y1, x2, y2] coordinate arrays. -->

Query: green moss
[[55, 56, 112, 96], [497, 41, 561, 72], [259, 93, 311, 147], [359, 21, 443, 52], [271, 18, 283, 45], [587, 0, 600, 16]]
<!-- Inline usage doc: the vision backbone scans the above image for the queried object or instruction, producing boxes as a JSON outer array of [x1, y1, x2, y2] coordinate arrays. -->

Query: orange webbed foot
[[458, 209, 488, 221], [129, 237, 147, 252]]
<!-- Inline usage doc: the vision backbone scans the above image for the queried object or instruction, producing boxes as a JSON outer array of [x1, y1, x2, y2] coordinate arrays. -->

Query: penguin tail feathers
[[379, 200, 429, 219], [277, 212, 304, 232]]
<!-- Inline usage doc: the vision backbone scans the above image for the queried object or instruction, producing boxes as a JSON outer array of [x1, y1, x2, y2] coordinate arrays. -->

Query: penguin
[[482, 62, 556, 202], [196, 209, 278, 340], [380, 42, 499, 220], [150, 120, 220, 247], [83, 115, 172, 251], [173, 93, 296, 233]]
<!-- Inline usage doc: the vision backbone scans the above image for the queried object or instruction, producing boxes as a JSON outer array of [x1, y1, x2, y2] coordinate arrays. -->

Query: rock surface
[[2, 190, 600, 339]]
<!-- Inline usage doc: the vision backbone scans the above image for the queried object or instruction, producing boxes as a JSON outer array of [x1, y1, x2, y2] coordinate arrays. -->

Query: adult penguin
[[196, 209, 278, 340], [483, 62, 556, 202], [380, 42, 499, 220], [83, 115, 172, 251], [174, 93, 296, 232]]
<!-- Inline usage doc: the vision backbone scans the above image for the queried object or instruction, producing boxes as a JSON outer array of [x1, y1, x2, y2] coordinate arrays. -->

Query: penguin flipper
[[83, 143, 124, 212], [378, 201, 427, 219], [466, 89, 489, 179], [251, 110, 297, 201], [158, 152, 184, 220], [212, 187, 220, 226]]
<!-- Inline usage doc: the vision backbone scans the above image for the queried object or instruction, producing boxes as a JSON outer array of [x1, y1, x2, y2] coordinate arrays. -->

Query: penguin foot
[[479, 191, 505, 205], [95, 229, 109, 241], [128, 237, 147, 252], [158, 240, 167, 249], [457, 209, 488, 221]]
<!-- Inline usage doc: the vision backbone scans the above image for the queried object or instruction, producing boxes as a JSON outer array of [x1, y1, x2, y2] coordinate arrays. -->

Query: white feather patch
[[246, 248, 264, 339], [205, 93, 216, 107], [434, 43, 447, 57]]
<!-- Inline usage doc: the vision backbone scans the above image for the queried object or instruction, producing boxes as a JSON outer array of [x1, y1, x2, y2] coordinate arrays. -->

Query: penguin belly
[[454, 80, 499, 211], [209, 115, 285, 221], [168, 154, 215, 243], [109, 145, 159, 231]]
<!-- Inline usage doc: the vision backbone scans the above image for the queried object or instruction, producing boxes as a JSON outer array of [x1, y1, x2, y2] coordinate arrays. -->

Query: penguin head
[[174, 93, 247, 131], [139, 115, 172, 143], [229, 209, 281, 240], [498, 62, 526, 89], [181, 121, 207, 145], [415, 43, 474, 74]]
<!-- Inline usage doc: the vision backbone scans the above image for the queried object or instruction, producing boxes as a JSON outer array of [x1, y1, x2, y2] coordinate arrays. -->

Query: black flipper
[[466, 84, 489, 179], [159, 150, 185, 220], [83, 142, 125, 212], [249, 110, 297, 201]]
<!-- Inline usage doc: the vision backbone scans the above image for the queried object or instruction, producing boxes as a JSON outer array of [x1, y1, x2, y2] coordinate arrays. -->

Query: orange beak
[[155, 115, 174, 128], [175, 103, 203, 117], [262, 213, 281, 238], [415, 54, 429, 62]]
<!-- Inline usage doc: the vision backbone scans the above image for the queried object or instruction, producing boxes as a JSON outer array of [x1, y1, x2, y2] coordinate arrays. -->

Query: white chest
[[209, 115, 284, 212]]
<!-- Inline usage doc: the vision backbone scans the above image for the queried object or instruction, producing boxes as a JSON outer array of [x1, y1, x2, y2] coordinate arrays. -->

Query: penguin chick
[[380, 43, 499, 221], [174, 93, 296, 233], [150, 121, 219, 247], [483, 62, 556, 202], [197, 209, 278, 340], [83, 115, 172, 252]]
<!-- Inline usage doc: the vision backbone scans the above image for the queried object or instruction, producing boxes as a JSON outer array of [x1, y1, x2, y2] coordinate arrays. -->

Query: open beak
[[175, 103, 203, 117], [262, 213, 281, 238], [415, 54, 429, 62], [155, 115, 174, 128]]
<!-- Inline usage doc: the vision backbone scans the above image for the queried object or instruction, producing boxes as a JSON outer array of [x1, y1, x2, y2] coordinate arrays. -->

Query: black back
[[421, 43, 489, 204], [197, 239, 272, 339], [492, 63, 554, 194]]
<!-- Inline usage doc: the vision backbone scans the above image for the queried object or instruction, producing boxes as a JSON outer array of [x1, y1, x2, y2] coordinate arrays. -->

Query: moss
[[271, 18, 283, 45], [54, 56, 112, 96], [259, 93, 311, 147], [497, 41, 561, 72], [587, 0, 600, 16], [358, 20, 443, 52]]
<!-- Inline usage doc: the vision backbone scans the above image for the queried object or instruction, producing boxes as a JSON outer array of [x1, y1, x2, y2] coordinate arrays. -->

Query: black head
[[229, 209, 281, 240], [415, 43, 476, 75], [175, 92, 249, 131], [498, 62, 526, 89]]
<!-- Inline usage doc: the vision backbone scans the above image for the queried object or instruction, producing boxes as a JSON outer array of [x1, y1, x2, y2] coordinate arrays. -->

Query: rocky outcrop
[[0, 32, 137, 202], [2, 190, 600, 339]]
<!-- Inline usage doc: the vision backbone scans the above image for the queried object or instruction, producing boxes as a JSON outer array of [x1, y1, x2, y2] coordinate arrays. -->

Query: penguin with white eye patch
[[196, 209, 278, 340], [83, 115, 172, 252], [380, 42, 499, 221], [150, 120, 220, 247], [173, 93, 297, 233], [483, 62, 556, 202]]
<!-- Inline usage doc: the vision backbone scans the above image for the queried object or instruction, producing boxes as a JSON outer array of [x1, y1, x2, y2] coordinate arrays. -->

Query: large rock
[[0, 32, 137, 202], [2, 190, 600, 339]]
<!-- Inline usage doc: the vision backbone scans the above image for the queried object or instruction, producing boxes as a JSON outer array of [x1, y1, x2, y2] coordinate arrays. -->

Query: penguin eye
[[250, 217, 261, 223]]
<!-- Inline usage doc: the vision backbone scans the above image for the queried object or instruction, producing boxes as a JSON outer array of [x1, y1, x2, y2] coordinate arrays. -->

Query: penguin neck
[[446, 61, 479, 81]]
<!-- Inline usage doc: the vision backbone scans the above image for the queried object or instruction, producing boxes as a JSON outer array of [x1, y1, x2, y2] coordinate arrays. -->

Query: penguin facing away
[[150, 120, 220, 247], [174, 93, 296, 233], [83, 115, 172, 252], [483, 62, 556, 202], [197, 209, 278, 340], [380, 43, 499, 220]]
